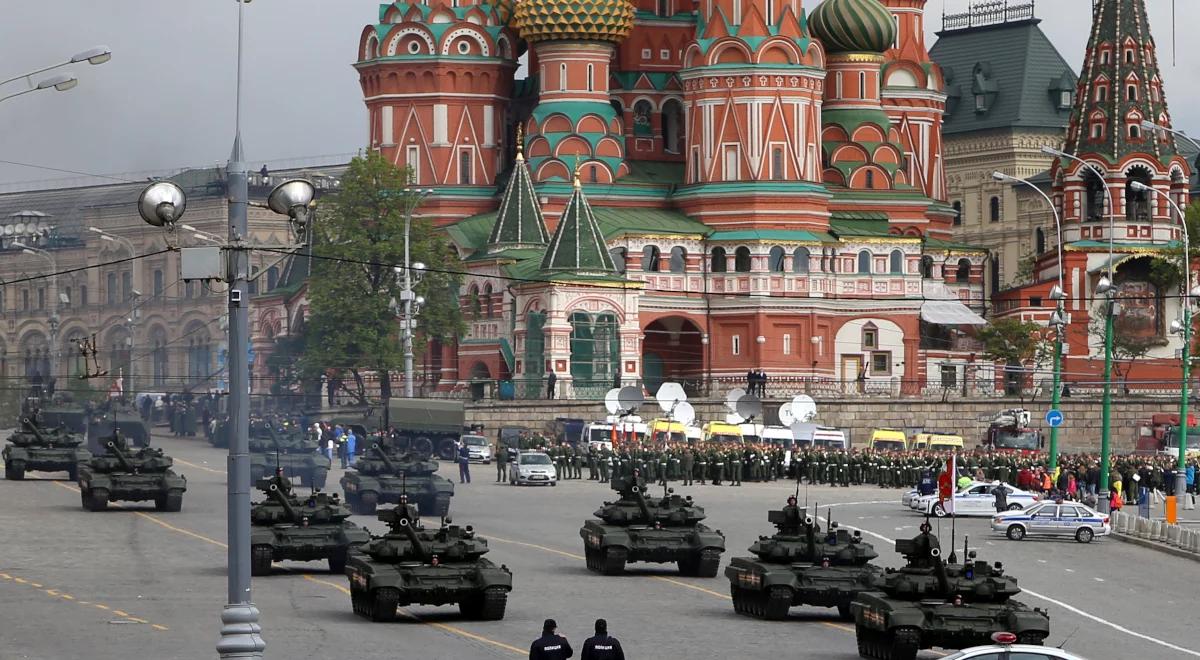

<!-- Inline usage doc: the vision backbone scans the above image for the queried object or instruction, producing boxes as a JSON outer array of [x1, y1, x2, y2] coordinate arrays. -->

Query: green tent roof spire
[[486, 127, 550, 253], [540, 170, 617, 275]]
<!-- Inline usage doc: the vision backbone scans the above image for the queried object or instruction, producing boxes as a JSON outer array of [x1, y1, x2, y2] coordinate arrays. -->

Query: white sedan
[[991, 501, 1111, 543], [942, 633, 1090, 659], [509, 451, 558, 486], [914, 481, 1039, 517]]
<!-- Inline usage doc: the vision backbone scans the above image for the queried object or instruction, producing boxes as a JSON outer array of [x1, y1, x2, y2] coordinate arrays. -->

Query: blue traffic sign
[[1045, 409, 1064, 428]]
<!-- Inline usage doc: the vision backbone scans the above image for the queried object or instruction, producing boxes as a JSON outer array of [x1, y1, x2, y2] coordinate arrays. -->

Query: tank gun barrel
[[266, 483, 298, 522], [397, 515, 428, 560], [933, 544, 951, 596], [629, 484, 654, 524], [372, 443, 398, 474], [20, 417, 50, 444], [105, 436, 134, 472]]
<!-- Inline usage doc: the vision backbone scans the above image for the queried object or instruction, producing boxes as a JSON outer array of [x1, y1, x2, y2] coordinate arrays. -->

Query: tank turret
[[103, 433, 135, 473], [745, 501, 875, 566]]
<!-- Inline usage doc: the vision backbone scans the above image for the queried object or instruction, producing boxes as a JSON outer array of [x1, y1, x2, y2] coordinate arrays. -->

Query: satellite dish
[[656, 382, 687, 412], [617, 386, 644, 412], [674, 402, 696, 427], [778, 403, 796, 427], [604, 388, 621, 415], [791, 395, 817, 422], [3, 225, 12, 235], [725, 388, 746, 412], [725, 412, 744, 425], [735, 394, 763, 421], [14, 223, 25, 235]]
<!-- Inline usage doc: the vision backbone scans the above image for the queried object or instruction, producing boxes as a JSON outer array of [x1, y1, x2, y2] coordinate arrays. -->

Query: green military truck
[[309, 399, 466, 460]]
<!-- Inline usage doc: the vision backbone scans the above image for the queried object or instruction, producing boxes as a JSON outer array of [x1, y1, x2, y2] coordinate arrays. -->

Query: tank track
[[730, 585, 792, 620], [855, 624, 921, 660]]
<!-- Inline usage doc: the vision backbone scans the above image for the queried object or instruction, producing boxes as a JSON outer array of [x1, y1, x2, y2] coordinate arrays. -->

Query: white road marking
[[1093, 577, 1105, 582], [1065, 568, 1075, 573], [819, 515, 1200, 658], [1038, 559, 1048, 563]]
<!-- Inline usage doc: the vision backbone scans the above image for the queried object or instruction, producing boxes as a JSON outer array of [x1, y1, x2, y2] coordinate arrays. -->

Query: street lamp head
[[412, 262, 426, 272], [37, 74, 77, 92], [1190, 285, 1200, 299], [1129, 181, 1150, 192], [1048, 284, 1065, 301], [21, 249, 37, 257], [137, 181, 187, 227], [1096, 275, 1115, 296], [71, 46, 112, 66], [1049, 309, 1067, 328], [1040, 146, 1065, 158], [267, 179, 316, 218], [1171, 319, 1185, 335], [991, 171, 1009, 182], [1140, 120, 1160, 133], [415, 296, 425, 306]]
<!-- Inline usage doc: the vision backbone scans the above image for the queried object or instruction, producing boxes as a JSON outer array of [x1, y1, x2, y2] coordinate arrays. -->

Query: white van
[[760, 426, 796, 468], [585, 416, 647, 452]]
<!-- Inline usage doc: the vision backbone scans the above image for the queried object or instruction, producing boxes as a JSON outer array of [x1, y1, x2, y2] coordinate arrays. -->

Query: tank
[[725, 498, 882, 620], [345, 496, 512, 621], [87, 401, 150, 452], [249, 471, 370, 576], [248, 423, 331, 489], [78, 431, 188, 512], [849, 523, 1050, 660], [580, 472, 726, 576], [3, 416, 91, 481], [340, 442, 454, 517]]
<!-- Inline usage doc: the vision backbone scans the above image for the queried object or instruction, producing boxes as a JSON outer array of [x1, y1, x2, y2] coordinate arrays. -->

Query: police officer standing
[[581, 619, 624, 660], [530, 619, 573, 660], [496, 440, 509, 483]]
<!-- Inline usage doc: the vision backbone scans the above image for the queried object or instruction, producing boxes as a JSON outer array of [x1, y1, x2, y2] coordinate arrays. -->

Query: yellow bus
[[912, 432, 964, 452], [702, 422, 744, 444], [649, 418, 688, 444], [867, 428, 907, 452]]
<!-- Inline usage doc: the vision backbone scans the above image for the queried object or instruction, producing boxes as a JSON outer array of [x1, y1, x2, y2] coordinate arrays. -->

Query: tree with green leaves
[[299, 152, 464, 404], [977, 317, 1053, 397]]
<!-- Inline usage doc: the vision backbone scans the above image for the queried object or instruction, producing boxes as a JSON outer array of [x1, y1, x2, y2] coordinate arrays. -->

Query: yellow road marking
[[0, 573, 9, 579], [152, 624, 169, 631], [132, 511, 228, 548], [94, 604, 110, 610], [14, 577, 26, 584], [113, 610, 129, 617], [650, 575, 732, 599], [30, 582, 42, 587], [45, 589, 59, 596], [61, 594, 74, 600], [487, 535, 584, 560], [301, 575, 526, 656]]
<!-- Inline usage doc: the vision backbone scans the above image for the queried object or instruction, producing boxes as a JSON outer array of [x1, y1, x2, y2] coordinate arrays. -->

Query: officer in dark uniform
[[529, 618, 573, 660], [581, 618, 624, 660]]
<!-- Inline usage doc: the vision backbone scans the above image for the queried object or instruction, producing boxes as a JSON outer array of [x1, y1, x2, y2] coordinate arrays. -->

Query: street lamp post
[[0, 46, 111, 105], [1130, 180, 1194, 516], [994, 172, 1068, 470], [14, 242, 59, 383], [401, 188, 432, 398], [1044, 146, 1118, 511]]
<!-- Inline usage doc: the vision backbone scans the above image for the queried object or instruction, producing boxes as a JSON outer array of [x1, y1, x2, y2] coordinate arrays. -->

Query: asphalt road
[[1, 430, 1197, 660]]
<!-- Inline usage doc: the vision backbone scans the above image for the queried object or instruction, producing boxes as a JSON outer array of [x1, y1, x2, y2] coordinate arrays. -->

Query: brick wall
[[465, 397, 1176, 452]]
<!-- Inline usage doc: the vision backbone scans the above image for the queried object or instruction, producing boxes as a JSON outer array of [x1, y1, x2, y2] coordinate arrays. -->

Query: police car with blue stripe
[[991, 501, 1111, 543]]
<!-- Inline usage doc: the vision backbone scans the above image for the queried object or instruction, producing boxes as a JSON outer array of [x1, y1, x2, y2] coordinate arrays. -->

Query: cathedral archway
[[641, 316, 704, 395]]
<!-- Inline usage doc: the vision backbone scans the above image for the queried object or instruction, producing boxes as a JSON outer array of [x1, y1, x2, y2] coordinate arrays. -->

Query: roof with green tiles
[[693, 5, 812, 58], [486, 148, 550, 252], [541, 178, 618, 275], [708, 230, 834, 243], [929, 18, 1076, 136], [364, 2, 510, 53]]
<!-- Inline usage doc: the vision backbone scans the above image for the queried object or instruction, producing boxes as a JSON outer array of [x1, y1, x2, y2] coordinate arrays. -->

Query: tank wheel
[[370, 587, 399, 622], [888, 627, 920, 660], [4, 460, 25, 481], [356, 491, 379, 515], [836, 601, 853, 621], [433, 493, 451, 518], [855, 624, 871, 658], [310, 468, 328, 491], [250, 545, 274, 576], [66, 463, 80, 482], [762, 586, 792, 620], [477, 587, 508, 620], [1075, 527, 1094, 543], [695, 548, 721, 578], [1006, 524, 1026, 541], [1017, 632, 1046, 645], [86, 488, 109, 511], [601, 546, 627, 575], [328, 549, 348, 574]]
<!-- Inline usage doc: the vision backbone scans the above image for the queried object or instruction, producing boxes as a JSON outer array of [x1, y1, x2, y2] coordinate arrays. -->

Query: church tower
[[1054, 0, 1191, 246], [356, 1, 518, 223], [512, 0, 636, 184], [675, 0, 830, 232]]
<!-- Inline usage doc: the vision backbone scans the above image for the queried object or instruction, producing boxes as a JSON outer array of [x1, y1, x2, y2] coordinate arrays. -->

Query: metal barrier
[[1110, 510, 1200, 557]]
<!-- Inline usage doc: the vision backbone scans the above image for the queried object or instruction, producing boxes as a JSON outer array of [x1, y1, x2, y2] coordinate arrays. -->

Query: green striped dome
[[810, 0, 896, 54]]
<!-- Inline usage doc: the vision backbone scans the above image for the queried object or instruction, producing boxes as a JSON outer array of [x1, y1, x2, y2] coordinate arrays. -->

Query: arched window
[[586, 63, 594, 92], [483, 283, 494, 318], [609, 247, 627, 274], [857, 250, 871, 274], [1035, 227, 1046, 255], [865, 169, 875, 189], [889, 249, 903, 274], [710, 247, 727, 273], [642, 245, 662, 272], [734, 247, 752, 273], [559, 63, 566, 91], [920, 255, 934, 279], [1126, 85, 1137, 101], [153, 269, 164, 297], [989, 196, 1001, 223], [956, 258, 972, 283], [267, 266, 279, 291], [1128, 124, 1140, 139], [768, 246, 786, 272], [952, 201, 962, 226], [1096, 86, 1107, 102], [669, 246, 687, 273], [468, 285, 481, 319], [792, 247, 810, 273]]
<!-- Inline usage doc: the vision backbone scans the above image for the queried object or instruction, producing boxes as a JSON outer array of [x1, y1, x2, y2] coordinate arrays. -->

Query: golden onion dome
[[511, 0, 635, 45]]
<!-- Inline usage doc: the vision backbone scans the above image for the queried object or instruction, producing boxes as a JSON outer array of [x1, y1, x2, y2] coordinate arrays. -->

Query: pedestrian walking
[[345, 428, 358, 467], [547, 371, 557, 399], [529, 619, 572, 660], [458, 440, 472, 484], [497, 441, 509, 482], [581, 619, 624, 660], [992, 483, 1008, 513]]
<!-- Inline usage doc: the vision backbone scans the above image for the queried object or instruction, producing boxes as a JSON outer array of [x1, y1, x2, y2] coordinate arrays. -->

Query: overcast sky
[[1, 0, 1197, 190]]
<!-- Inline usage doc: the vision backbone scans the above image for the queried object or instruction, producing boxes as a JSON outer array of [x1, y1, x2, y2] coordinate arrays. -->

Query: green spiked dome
[[809, 0, 896, 54], [486, 138, 550, 253], [540, 174, 617, 275]]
